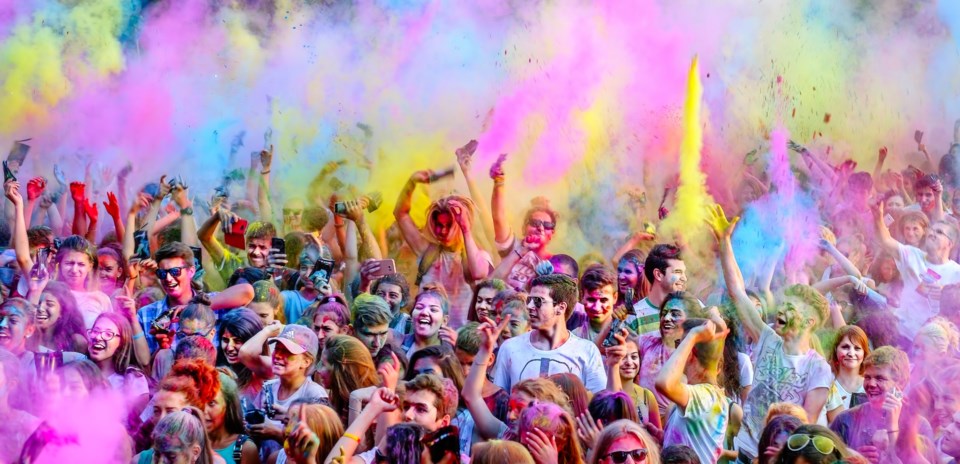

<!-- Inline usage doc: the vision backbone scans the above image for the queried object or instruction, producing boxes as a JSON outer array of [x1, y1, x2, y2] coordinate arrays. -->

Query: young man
[[906, 174, 947, 221], [570, 265, 619, 344], [656, 319, 730, 464], [707, 205, 832, 461], [350, 294, 394, 358], [198, 213, 287, 285], [631, 244, 687, 335], [370, 272, 412, 335], [874, 200, 960, 340], [280, 244, 321, 323], [328, 374, 459, 464], [492, 274, 607, 393]]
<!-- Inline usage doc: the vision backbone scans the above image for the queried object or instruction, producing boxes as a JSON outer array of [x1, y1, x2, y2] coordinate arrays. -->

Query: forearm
[[720, 238, 764, 340], [197, 214, 226, 264], [827, 246, 862, 279], [460, 168, 496, 247], [24, 199, 37, 228], [606, 364, 623, 392], [491, 249, 521, 280], [151, 211, 181, 237], [875, 216, 900, 255], [461, 231, 489, 281], [257, 173, 273, 223], [828, 302, 847, 329], [111, 214, 125, 243], [12, 201, 33, 270], [324, 407, 379, 464], [211, 283, 254, 309], [123, 212, 137, 260], [491, 181, 509, 243], [238, 330, 275, 378], [72, 201, 86, 236], [394, 180, 416, 219], [84, 218, 98, 243], [655, 337, 694, 407], [465, 349, 505, 439], [812, 276, 853, 295], [131, 318, 152, 370], [356, 218, 382, 261], [45, 203, 63, 234]]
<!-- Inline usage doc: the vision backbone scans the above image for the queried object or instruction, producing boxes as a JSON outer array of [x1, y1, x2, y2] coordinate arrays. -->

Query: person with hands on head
[[586, 419, 661, 464], [394, 168, 492, 327], [707, 204, 833, 462], [873, 196, 960, 341], [655, 318, 731, 464], [490, 196, 560, 293], [601, 329, 661, 431], [277, 403, 344, 464]]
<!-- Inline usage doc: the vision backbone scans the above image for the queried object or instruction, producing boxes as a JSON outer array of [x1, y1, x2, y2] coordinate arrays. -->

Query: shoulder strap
[[416, 244, 440, 286], [233, 434, 249, 463]]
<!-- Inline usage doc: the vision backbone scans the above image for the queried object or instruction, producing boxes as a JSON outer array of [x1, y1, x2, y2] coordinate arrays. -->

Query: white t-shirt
[[663, 383, 731, 464], [893, 243, 960, 338], [257, 378, 329, 430], [492, 331, 607, 393], [734, 326, 832, 459], [420, 249, 493, 329], [738, 352, 754, 395], [824, 379, 864, 414], [629, 297, 661, 335]]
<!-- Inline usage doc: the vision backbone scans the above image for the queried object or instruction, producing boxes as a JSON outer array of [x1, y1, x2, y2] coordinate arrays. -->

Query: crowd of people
[[2, 131, 960, 464]]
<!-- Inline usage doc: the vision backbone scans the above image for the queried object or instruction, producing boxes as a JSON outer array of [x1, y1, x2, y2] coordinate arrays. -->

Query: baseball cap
[[268, 325, 319, 358]]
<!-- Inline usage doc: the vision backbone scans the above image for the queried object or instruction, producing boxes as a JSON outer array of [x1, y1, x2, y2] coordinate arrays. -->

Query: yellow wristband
[[344, 432, 361, 443]]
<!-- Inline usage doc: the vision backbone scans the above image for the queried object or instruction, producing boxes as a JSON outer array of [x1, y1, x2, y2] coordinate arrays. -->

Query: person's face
[[317, 350, 333, 388], [220, 329, 242, 365], [152, 389, 190, 422], [157, 258, 195, 300], [272, 343, 311, 379], [412, 357, 443, 377], [917, 187, 936, 212], [60, 251, 92, 289], [98, 255, 122, 288], [863, 365, 898, 405], [774, 298, 813, 338], [659, 299, 688, 340], [0, 304, 35, 354], [475, 287, 498, 320], [655, 259, 686, 293], [412, 295, 445, 339], [88, 317, 121, 363], [902, 220, 925, 247], [885, 195, 905, 210], [455, 348, 476, 378], [924, 223, 954, 256], [507, 391, 534, 424], [431, 212, 456, 245], [912, 334, 942, 366], [835, 336, 865, 372], [499, 307, 529, 343], [355, 323, 389, 357], [523, 211, 556, 250], [298, 254, 318, 289], [941, 411, 960, 457], [152, 436, 201, 464], [402, 389, 446, 432], [60, 368, 90, 402], [36, 292, 62, 330], [203, 390, 227, 434], [619, 341, 640, 382], [376, 283, 405, 314], [879, 259, 896, 282], [283, 201, 304, 230], [583, 285, 617, 325], [935, 386, 960, 432], [249, 302, 276, 326], [598, 433, 649, 464], [313, 311, 344, 345], [527, 285, 563, 332], [617, 260, 640, 294], [247, 237, 272, 269]]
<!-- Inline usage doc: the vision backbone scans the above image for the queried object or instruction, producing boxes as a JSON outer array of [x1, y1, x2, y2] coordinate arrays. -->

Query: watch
[[180, 207, 194, 216]]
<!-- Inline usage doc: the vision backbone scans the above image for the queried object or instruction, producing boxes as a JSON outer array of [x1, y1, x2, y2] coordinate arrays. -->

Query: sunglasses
[[602, 449, 648, 463], [787, 434, 837, 455], [283, 209, 303, 216], [87, 329, 118, 341], [176, 326, 214, 341], [527, 296, 553, 309], [155, 267, 187, 280], [527, 219, 556, 231]]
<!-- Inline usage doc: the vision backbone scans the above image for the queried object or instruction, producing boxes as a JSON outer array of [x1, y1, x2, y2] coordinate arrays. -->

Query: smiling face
[[220, 329, 242, 365], [863, 364, 898, 406], [60, 251, 92, 290], [376, 283, 405, 315], [583, 285, 616, 325], [0, 303, 34, 354], [654, 259, 686, 293], [474, 287, 498, 321], [88, 317, 121, 363], [617, 260, 640, 294], [36, 292, 62, 330], [523, 211, 556, 251], [619, 340, 640, 382], [412, 294, 445, 339], [247, 237, 272, 269], [97, 254, 122, 289], [834, 336, 865, 373], [157, 257, 195, 301], [935, 386, 960, 433], [272, 343, 311, 379], [902, 220, 925, 247], [659, 299, 689, 340]]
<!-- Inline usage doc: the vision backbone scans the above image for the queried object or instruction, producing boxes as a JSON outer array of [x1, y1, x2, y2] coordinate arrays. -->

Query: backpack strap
[[233, 434, 249, 463]]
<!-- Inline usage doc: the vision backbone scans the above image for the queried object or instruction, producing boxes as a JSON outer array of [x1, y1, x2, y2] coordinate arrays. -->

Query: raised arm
[[655, 321, 727, 409], [464, 316, 510, 440], [170, 183, 198, 247], [456, 141, 496, 253], [5, 181, 34, 272], [871, 200, 900, 257], [451, 201, 490, 282], [197, 202, 229, 267], [257, 146, 275, 223], [210, 283, 254, 309], [69, 182, 88, 237], [819, 239, 863, 279], [392, 171, 431, 255], [237, 322, 281, 379], [489, 154, 511, 244], [706, 204, 765, 343], [323, 387, 399, 464]]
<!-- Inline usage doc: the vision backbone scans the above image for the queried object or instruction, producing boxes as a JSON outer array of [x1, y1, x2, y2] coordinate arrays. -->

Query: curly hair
[[160, 359, 221, 409]]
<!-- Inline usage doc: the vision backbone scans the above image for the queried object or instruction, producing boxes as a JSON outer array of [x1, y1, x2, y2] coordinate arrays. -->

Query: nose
[[403, 408, 415, 422]]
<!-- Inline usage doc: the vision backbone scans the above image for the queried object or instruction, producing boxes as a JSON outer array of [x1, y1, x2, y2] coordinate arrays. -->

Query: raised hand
[[171, 182, 191, 209], [705, 204, 739, 242], [456, 140, 479, 170], [5, 180, 23, 206], [69, 182, 86, 203], [157, 175, 172, 199], [687, 320, 729, 344], [118, 163, 133, 180], [409, 170, 431, 184], [439, 325, 458, 346], [478, 315, 511, 353], [377, 351, 401, 390], [103, 192, 121, 220], [84, 199, 99, 222], [575, 411, 604, 451], [285, 405, 321, 464], [489, 153, 507, 179], [368, 387, 400, 413], [526, 427, 559, 464], [260, 145, 274, 171], [53, 165, 67, 187], [26, 177, 46, 201]]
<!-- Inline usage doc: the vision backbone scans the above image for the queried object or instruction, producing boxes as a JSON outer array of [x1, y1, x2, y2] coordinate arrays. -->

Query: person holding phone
[[281, 244, 322, 324], [197, 208, 288, 285]]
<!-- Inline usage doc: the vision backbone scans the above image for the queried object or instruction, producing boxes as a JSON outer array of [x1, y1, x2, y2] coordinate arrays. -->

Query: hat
[[268, 325, 319, 358]]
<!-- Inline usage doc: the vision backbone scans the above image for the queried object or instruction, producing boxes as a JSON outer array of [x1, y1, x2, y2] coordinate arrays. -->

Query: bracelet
[[887, 430, 899, 434], [180, 207, 193, 216], [343, 432, 361, 443], [261, 170, 270, 175], [132, 332, 145, 340]]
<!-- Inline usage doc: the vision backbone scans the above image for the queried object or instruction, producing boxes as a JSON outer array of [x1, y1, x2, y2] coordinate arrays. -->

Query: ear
[[190, 444, 201, 462], [556, 301, 567, 317], [24, 323, 36, 340], [440, 414, 451, 428], [653, 268, 664, 282]]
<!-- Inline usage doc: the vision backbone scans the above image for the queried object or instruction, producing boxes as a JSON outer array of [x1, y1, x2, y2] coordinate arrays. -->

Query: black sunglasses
[[603, 448, 648, 463], [527, 296, 553, 309], [156, 267, 187, 280], [527, 219, 556, 231]]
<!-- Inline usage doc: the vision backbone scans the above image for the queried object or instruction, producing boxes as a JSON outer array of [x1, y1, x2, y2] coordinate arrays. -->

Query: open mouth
[[662, 321, 676, 330], [90, 340, 107, 354], [417, 316, 433, 329], [0, 331, 10, 341], [36, 312, 49, 322], [776, 316, 788, 326], [225, 350, 239, 362]]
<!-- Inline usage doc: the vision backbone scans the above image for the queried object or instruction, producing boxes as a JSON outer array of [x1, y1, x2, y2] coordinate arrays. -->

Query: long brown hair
[[92, 312, 138, 373], [322, 335, 379, 419]]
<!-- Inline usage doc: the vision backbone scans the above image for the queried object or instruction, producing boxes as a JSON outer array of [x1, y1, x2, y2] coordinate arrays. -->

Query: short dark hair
[[154, 241, 195, 266], [579, 265, 617, 295], [662, 444, 701, 464], [644, 244, 682, 283], [26, 226, 52, 249], [529, 274, 578, 319], [246, 221, 277, 241], [915, 173, 941, 192], [371, 273, 412, 305], [302, 207, 329, 232], [548, 254, 579, 279]]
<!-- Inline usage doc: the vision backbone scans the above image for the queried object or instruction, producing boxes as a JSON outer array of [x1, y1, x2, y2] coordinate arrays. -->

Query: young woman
[[587, 419, 661, 464], [467, 279, 507, 323], [250, 280, 285, 325], [298, 294, 351, 348], [616, 249, 649, 307], [25, 279, 86, 353], [274, 403, 344, 464], [136, 360, 221, 458], [491, 290, 529, 344], [491, 197, 559, 292], [824, 325, 869, 423], [400, 284, 452, 358], [87, 312, 150, 428], [757, 415, 803, 464], [772, 425, 854, 464], [471, 439, 534, 464], [549, 373, 591, 420], [517, 401, 583, 464], [866, 252, 903, 308], [204, 372, 259, 464], [57, 236, 112, 329], [57, 359, 108, 402], [147, 408, 220, 464], [216, 308, 265, 404], [604, 334, 660, 430], [316, 334, 379, 424], [96, 244, 127, 297]]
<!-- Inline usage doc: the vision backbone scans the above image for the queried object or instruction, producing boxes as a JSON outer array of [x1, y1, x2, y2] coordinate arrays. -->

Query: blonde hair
[[864, 346, 911, 390], [290, 403, 344, 460], [472, 440, 534, 464], [916, 317, 960, 354], [764, 402, 809, 425], [514, 377, 573, 417], [588, 420, 661, 464]]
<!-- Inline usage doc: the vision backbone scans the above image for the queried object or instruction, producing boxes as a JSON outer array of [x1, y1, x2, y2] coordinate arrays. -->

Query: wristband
[[261, 170, 270, 175], [343, 432, 361, 443], [133, 332, 145, 340], [180, 207, 193, 216]]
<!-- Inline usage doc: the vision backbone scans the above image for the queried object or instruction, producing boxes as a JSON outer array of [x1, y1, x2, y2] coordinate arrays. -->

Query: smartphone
[[224, 218, 248, 249], [370, 259, 397, 278], [602, 317, 626, 348], [310, 257, 336, 286], [271, 237, 285, 255], [52, 238, 62, 251], [3, 161, 15, 183], [429, 167, 455, 183], [7, 140, 30, 164], [30, 247, 49, 281], [244, 408, 265, 425], [189, 246, 203, 272], [915, 130, 924, 144], [423, 425, 460, 464], [133, 230, 151, 261]]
